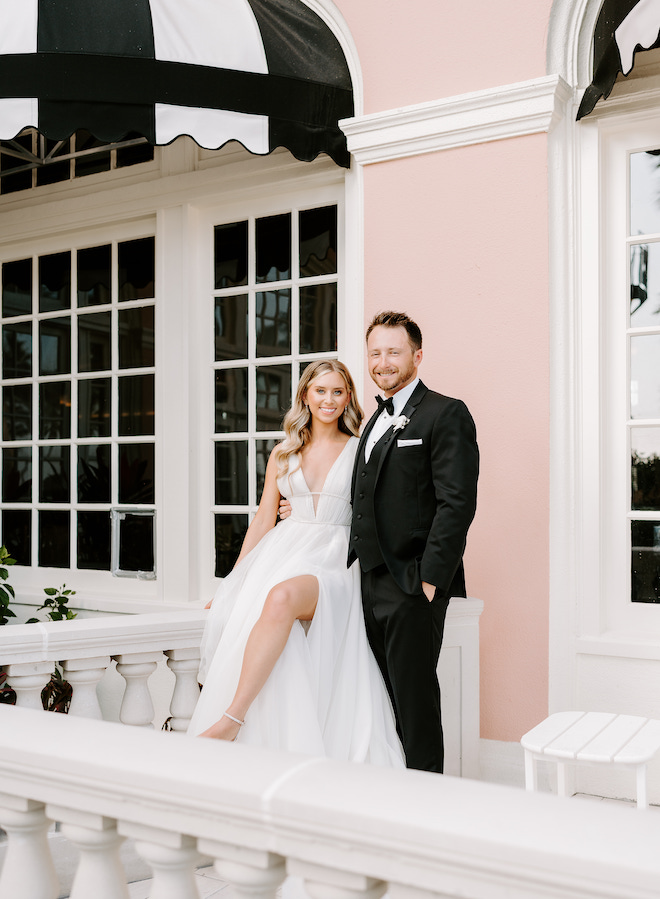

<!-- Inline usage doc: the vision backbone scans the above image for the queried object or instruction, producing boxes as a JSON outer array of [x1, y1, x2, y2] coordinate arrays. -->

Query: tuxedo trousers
[[361, 564, 449, 773]]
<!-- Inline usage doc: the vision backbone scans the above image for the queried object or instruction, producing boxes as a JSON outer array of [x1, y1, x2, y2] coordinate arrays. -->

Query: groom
[[349, 311, 479, 773]]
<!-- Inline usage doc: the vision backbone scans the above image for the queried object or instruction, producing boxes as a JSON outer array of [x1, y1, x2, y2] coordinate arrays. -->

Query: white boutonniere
[[392, 414, 410, 433]]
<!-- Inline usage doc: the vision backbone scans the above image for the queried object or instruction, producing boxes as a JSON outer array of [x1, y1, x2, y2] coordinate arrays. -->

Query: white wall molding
[[340, 75, 572, 165]]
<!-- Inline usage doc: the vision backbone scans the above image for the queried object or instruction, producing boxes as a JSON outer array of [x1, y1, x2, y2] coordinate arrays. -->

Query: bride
[[188, 360, 404, 766]]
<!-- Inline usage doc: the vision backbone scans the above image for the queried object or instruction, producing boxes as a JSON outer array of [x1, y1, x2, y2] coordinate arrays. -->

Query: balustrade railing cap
[[0, 609, 207, 664], [2, 704, 660, 897]]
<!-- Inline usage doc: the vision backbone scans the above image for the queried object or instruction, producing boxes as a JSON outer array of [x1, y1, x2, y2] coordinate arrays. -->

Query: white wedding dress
[[188, 436, 404, 767]]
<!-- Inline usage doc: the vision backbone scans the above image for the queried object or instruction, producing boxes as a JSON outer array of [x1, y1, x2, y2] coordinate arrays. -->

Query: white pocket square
[[397, 438, 423, 447]]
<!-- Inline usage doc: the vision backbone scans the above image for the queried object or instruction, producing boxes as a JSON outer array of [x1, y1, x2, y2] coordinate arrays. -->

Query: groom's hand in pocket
[[422, 581, 436, 603]]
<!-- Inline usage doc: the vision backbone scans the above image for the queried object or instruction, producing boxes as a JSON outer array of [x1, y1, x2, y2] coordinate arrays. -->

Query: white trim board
[[340, 75, 572, 165]]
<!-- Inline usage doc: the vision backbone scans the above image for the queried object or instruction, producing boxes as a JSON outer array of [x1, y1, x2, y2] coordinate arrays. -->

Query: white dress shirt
[[364, 377, 419, 462]]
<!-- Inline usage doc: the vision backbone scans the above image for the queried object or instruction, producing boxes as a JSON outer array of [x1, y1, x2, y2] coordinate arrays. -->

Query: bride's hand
[[204, 598, 213, 609], [278, 497, 292, 520]]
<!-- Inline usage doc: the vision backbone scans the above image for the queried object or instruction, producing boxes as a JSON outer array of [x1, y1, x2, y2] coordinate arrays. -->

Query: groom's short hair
[[366, 311, 422, 352]]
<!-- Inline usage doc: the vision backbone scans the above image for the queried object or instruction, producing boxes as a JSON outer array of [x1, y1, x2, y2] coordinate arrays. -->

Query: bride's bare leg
[[199, 574, 319, 740]]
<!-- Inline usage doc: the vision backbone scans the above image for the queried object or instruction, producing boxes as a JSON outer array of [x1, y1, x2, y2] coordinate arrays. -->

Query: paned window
[[0, 129, 154, 195], [629, 151, 660, 603], [213, 205, 338, 575], [0, 236, 156, 575]]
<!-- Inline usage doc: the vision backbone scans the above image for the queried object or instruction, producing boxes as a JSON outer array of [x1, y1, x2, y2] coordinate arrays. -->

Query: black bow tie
[[376, 395, 395, 415]]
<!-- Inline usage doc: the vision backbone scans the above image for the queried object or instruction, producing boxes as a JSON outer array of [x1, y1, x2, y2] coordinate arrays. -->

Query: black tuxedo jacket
[[348, 381, 479, 597]]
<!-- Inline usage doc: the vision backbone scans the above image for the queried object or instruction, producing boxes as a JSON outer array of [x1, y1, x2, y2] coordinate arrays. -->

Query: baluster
[[0, 796, 58, 899], [164, 648, 201, 731], [114, 651, 162, 728], [198, 840, 286, 899], [61, 656, 111, 719], [51, 807, 128, 899], [289, 861, 387, 899], [3, 661, 53, 710], [122, 824, 200, 899]]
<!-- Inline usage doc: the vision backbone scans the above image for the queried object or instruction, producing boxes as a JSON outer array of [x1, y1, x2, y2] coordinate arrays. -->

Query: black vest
[[349, 431, 390, 571]]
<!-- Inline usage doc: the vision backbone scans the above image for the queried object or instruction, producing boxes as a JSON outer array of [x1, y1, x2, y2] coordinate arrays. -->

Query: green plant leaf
[[44, 588, 58, 596]]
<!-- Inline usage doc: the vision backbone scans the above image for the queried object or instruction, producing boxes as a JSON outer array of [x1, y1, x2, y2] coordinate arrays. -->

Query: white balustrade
[[0, 795, 58, 899], [1, 705, 660, 899], [165, 648, 204, 732], [199, 842, 286, 899], [61, 656, 111, 719], [51, 809, 128, 899], [115, 651, 161, 727], [0, 610, 206, 730], [3, 661, 53, 709]]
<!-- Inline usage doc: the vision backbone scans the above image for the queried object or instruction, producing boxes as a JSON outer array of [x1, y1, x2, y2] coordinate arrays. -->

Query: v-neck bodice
[[277, 436, 357, 526]]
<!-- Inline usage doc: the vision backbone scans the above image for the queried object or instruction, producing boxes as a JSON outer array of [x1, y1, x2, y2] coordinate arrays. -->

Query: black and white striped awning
[[578, 0, 660, 118], [0, 0, 354, 167]]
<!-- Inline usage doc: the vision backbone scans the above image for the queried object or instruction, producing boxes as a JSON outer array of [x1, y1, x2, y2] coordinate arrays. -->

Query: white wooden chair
[[521, 710, 660, 810]]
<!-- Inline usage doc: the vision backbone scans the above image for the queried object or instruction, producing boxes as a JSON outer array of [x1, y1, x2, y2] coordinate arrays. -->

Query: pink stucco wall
[[340, 0, 554, 113], [361, 135, 550, 742]]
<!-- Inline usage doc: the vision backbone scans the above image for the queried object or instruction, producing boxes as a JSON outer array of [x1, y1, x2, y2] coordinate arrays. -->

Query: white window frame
[[190, 179, 348, 605]]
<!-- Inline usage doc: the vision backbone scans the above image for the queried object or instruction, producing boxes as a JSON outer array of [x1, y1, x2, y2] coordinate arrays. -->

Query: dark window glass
[[1, 134, 33, 195], [118, 237, 155, 301], [256, 364, 291, 432], [118, 513, 154, 572], [215, 369, 248, 433], [256, 439, 277, 502], [78, 311, 111, 372], [631, 433, 660, 512], [2, 258, 32, 317], [39, 381, 71, 439], [39, 252, 71, 312], [300, 284, 337, 353], [39, 445, 70, 503], [256, 290, 291, 357], [78, 511, 111, 570], [119, 443, 155, 504], [119, 306, 154, 368], [78, 244, 111, 307], [39, 510, 70, 567], [256, 213, 291, 283], [299, 206, 337, 277], [78, 378, 110, 438], [78, 445, 111, 503], [2, 509, 31, 564], [2, 447, 32, 502], [214, 221, 247, 289], [215, 441, 248, 505], [36, 139, 69, 186], [2, 321, 32, 378], [116, 139, 154, 168], [3, 385, 32, 440], [74, 131, 111, 177], [118, 374, 154, 436], [632, 521, 660, 603], [39, 316, 71, 375], [214, 513, 248, 577], [215, 295, 248, 361]]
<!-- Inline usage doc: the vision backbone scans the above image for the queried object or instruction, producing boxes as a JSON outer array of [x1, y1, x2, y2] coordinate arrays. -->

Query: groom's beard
[[370, 359, 417, 395]]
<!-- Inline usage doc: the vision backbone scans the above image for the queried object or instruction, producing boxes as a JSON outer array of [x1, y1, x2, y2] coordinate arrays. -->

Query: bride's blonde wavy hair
[[276, 360, 363, 479]]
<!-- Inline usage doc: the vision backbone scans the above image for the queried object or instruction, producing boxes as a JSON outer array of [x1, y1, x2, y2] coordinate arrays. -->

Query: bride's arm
[[233, 447, 282, 566]]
